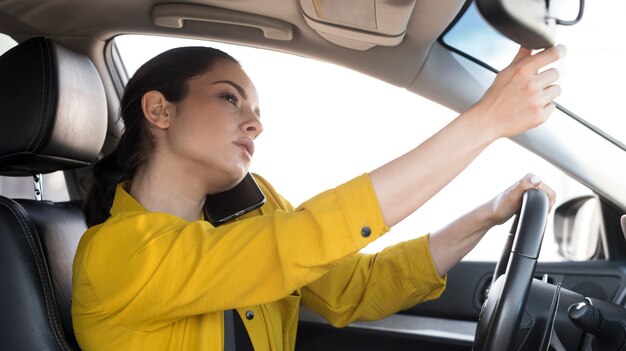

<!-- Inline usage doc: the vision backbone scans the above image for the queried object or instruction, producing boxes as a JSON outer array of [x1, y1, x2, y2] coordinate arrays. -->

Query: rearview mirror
[[476, 0, 584, 49], [554, 195, 602, 260]]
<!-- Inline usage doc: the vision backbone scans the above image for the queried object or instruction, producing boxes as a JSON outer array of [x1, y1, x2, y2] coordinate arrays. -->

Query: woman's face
[[163, 59, 263, 192]]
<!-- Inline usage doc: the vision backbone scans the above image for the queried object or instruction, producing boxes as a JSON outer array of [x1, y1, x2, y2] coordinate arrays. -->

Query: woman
[[72, 44, 563, 350]]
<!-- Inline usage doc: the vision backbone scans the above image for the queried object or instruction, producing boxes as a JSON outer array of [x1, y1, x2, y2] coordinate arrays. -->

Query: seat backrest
[[0, 198, 86, 350], [0, 37, 107, 350]]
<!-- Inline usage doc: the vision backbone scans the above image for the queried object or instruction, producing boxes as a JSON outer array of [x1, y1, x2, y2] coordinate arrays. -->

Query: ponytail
[[84, 46, 238, 227]]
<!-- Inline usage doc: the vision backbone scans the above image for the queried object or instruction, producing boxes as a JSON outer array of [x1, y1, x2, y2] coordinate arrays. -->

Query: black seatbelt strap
[[233, 309, 255, 350], [225, 309, 255, 350], [224, 310, 236, 351], [209, 213, 253, 350]]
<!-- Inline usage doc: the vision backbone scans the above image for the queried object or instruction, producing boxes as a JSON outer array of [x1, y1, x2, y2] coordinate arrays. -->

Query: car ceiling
[[0, 0, 465, 90]]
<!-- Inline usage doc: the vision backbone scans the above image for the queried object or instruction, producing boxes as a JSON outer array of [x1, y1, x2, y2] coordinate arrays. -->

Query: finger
[[542, 102, 557, 119], [524, 174, 557, 210], [537, 183, 557, 210], [540, 84, 562, 106], [537, 68, 560, 87], [514, 173, 540, 192], [528, 173, 542, 188], [511, 46, 532, 65], [522, 44, 567, 73]]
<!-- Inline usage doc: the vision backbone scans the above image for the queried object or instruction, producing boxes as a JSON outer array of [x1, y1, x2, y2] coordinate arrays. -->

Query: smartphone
[[203, 173, 266, 226]]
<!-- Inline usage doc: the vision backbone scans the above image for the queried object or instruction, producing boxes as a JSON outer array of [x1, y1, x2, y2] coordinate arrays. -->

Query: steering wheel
[[473, 188, 549, 350]]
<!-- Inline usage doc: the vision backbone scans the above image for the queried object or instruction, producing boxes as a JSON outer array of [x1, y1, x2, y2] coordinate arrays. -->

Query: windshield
[[115, 34, 595, 261], [443, 0, 626, 146]]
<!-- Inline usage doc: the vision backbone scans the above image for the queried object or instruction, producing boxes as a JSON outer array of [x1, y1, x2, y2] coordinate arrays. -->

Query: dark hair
[[84, 46, 238, 227]]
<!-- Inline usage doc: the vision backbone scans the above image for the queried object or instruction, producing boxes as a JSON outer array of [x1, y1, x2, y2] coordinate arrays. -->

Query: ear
[[141, 90, 173, 129]]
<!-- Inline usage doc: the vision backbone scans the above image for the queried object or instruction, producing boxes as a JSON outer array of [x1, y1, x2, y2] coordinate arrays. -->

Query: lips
[[234, 138, 255, 157]]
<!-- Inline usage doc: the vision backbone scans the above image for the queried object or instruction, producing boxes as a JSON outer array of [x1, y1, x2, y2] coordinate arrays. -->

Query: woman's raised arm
[[369, 45, 566, 227]]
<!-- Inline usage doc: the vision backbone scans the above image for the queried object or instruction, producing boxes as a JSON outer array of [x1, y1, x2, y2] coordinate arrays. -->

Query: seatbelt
[[224, 310, 237, 351], [207, 212, 253, 350], [233, 309, 254, 350], [225, 309, 255, 351]]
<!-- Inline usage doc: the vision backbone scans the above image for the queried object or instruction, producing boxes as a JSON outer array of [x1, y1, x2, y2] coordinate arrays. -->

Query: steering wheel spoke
[[473, 189, 550, 351]]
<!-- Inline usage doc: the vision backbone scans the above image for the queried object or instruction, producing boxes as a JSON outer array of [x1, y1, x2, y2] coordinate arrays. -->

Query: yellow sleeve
[[73, 174, 389, 331], [300, 235, 446, 327]]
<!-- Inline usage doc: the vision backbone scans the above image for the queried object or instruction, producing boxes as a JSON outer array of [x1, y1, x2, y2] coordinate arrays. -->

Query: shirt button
[[361, 226, 371, 238], [246, 310, 255, 320]]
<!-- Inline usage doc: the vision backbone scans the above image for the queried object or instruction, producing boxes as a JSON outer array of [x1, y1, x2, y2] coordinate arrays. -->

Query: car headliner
[[0, 0, 464, 91]]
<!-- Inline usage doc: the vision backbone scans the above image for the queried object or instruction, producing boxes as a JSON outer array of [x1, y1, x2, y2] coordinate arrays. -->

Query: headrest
[[0, 37, 107, 176]]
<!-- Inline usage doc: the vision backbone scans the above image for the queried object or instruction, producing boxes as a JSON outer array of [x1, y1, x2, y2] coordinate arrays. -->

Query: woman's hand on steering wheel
[[488, 173, 557, 226], [428, 174, 555, 278]]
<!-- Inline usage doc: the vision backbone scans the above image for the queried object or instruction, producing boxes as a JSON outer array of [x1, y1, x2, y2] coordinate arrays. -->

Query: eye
[[221, 93, 239, 107]]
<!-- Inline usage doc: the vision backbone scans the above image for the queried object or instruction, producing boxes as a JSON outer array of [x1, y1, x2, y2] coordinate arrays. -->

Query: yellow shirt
[[72, 174, 446, 350]]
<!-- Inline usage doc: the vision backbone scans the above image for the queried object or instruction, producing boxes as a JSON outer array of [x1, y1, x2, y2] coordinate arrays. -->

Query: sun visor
[[299, 0, 416, 50]]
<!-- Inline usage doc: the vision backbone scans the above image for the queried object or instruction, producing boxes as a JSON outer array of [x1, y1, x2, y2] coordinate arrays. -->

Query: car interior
[[0, 36, 107, 350], [1, 0, 626, 350]]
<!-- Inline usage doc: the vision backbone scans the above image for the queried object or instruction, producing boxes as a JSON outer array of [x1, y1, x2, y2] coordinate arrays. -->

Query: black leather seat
[[0, 37, 107, 350]]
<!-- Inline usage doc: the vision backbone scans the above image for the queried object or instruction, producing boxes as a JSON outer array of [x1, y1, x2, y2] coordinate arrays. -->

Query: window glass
[[443, 1, 626, 146], [0, 172, 70, 202], [0, 33, 17, 56], [115, 35, 593, 261]]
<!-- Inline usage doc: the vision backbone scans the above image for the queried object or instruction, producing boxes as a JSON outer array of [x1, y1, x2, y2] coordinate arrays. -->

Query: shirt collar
[[110, 182, 147, 216], [108, 182, 206, 221]]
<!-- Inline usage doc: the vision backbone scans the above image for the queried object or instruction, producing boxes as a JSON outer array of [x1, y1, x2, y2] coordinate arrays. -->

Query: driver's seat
[[0, 37, 107, 350]]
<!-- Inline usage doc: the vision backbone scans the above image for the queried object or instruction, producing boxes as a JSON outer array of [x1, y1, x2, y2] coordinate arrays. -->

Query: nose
[[242, 112, 263, 139]]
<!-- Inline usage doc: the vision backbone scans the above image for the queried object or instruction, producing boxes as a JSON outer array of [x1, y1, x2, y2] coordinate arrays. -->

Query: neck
[[129, 154, 206, 222]]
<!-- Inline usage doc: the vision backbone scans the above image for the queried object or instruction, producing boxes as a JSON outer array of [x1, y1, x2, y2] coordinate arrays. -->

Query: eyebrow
[[212, 80, 261, 118], [212, 80, 247, 99]]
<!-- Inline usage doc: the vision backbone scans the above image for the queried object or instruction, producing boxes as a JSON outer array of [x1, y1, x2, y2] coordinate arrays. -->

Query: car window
[[114, 34, 595, 262], [0, 32, 16, 56], [0, 173, 70, 201]]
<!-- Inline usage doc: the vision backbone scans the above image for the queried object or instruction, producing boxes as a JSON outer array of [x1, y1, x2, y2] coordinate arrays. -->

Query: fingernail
[[530, 175, 542, 185], [556, 44, 567, 58]]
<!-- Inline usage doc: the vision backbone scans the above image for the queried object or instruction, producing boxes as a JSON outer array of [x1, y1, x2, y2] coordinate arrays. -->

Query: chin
[[215, 167, 248, 192]]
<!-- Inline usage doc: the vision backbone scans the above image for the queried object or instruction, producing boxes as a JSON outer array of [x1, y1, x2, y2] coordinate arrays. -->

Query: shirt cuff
[[402, 234, 447, 301], [334, 173, 390, 249]]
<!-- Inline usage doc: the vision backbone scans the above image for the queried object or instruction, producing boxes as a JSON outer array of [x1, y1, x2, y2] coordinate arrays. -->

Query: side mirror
[[554, 195, 602, 260], [475, 0, 584, 49]]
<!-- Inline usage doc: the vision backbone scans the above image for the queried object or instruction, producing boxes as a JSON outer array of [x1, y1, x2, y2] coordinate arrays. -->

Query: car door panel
[[296, 260, 626, 350]]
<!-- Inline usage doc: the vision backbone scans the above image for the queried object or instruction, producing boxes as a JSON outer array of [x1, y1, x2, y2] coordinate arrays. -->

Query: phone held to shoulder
[[203, 173, 266, 227]]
